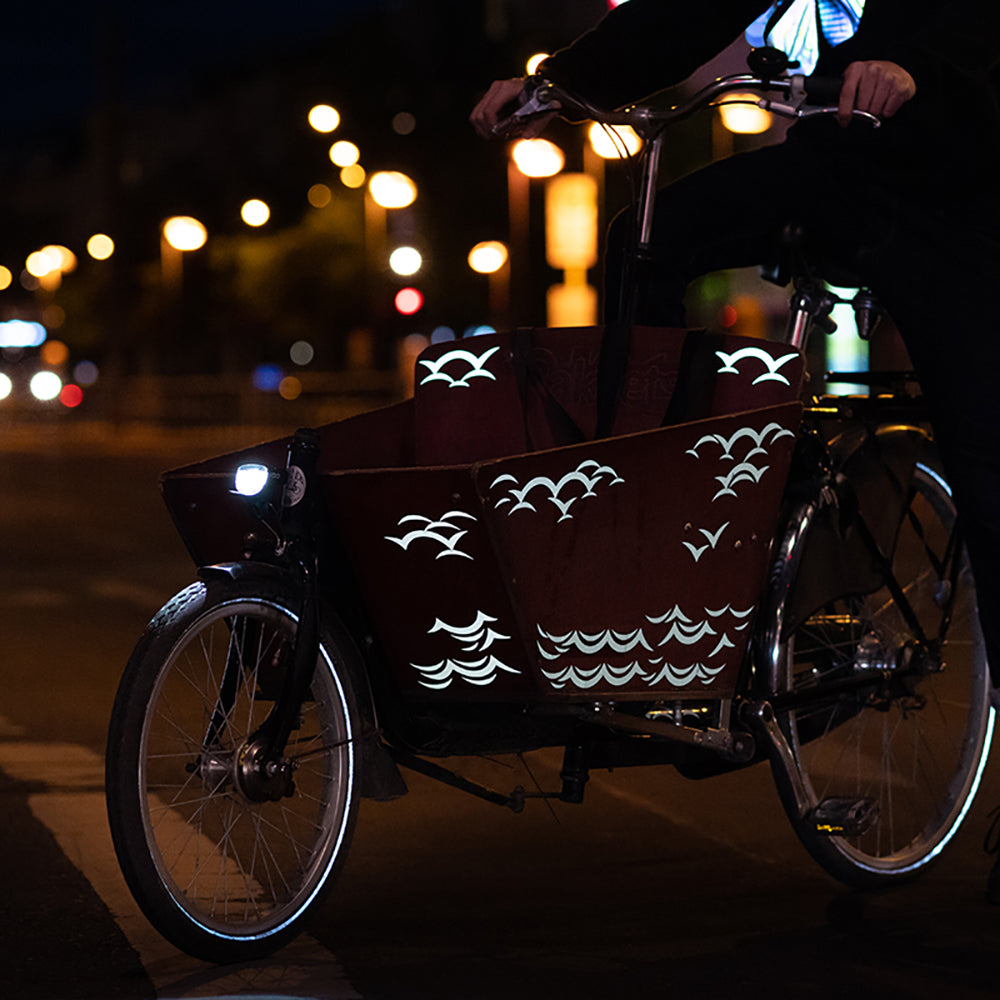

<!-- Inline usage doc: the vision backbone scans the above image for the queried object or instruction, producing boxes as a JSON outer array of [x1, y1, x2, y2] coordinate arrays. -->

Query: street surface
[[4, 419, 1000, 999]]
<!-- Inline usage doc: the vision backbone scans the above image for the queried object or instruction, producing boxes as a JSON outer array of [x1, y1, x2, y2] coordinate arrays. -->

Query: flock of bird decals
[[489, 460, 625, 522], [392, 339, 797, 691]]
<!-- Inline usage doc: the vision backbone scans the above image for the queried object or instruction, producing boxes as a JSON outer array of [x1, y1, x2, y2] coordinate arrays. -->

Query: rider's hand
[[837, 60, 916, 126], [470, 77, 556, 139]]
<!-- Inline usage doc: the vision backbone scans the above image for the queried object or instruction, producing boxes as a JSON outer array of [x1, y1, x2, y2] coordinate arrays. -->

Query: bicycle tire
[[106, 576, 360, 962], [767, 451, 993, 886]]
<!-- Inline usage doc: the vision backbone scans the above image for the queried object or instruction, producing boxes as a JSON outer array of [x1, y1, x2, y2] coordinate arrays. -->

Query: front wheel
[[767, 453, 993, 886], [106, 576, 361, 963]]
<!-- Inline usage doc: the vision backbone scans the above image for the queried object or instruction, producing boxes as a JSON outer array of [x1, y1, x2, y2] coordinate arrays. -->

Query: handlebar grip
[[803, 76, 844, 105]]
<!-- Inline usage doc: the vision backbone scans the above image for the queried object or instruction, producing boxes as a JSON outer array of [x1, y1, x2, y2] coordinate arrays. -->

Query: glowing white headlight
[[234, 463, 271, 497]]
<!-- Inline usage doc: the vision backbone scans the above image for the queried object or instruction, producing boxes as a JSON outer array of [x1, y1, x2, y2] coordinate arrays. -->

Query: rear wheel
[[106, 576, 360, 962], [768, 456, 993, 885]]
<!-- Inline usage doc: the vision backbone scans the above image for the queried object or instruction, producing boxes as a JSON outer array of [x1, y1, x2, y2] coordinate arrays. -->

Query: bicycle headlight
[[234, 462, 273, 498]]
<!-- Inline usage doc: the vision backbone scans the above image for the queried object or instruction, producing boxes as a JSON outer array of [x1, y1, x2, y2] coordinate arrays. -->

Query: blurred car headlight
[[30, 370, 62, 401]]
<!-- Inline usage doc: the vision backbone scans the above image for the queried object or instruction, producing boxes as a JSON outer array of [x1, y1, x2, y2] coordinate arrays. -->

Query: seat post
[[784, 280, 838, 349]]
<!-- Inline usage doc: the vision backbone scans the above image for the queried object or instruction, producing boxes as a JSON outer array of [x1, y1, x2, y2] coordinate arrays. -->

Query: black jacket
[[541, 0, 1000, 195]]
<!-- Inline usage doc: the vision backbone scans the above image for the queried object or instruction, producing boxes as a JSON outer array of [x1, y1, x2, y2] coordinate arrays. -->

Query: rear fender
[[782, 423, 931, 634]]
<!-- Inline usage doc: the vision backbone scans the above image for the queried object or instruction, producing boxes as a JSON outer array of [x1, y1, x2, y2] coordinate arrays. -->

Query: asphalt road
[[4, 420, 1000, 1000]]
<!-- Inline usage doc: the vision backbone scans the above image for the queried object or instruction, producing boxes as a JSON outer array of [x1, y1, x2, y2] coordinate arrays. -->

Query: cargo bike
[[105, 62, 994, 962]]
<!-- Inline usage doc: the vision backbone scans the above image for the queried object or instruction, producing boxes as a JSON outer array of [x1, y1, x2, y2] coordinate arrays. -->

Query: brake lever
[[798, 105, 882, 128], [490, 78, 561, 138], [759, 96, 882, 129]]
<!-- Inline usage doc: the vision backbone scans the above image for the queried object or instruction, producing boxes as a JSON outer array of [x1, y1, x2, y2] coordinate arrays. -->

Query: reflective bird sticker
[[715, 346, 799, 386], [418, 346, 500, 389]]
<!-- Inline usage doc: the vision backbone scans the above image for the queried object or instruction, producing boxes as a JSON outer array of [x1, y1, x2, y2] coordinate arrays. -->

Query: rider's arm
[[471, 0, 766, 138], [831, 0, 1000, 121], [538, 0, 770, 110]]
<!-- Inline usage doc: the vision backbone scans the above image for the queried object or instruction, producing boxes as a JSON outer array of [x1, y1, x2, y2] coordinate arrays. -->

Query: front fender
[[197, 560, 407, 801], [198, 560, 296, 588]]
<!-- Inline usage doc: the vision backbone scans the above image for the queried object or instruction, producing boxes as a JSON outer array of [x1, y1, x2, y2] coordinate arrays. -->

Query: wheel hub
[[235, 741, 296, 802], [853, 629, 891, 672]]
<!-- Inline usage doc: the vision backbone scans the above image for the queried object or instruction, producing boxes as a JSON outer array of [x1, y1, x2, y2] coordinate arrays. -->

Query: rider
[[472, 0, 1000, 893]]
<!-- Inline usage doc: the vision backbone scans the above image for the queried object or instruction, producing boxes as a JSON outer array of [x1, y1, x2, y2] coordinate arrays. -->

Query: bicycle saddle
[[761, 222, 870, 290]]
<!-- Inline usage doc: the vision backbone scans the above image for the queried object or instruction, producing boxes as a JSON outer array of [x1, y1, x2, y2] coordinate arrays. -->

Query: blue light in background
[[252, 363, 284, 392], [0, 319, 47, 348]]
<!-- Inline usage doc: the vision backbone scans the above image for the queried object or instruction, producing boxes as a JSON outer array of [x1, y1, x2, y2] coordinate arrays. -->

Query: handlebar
[[493, 71, 881, 140]]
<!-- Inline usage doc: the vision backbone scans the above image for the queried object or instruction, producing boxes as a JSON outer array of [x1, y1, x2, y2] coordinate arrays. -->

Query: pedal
[[811, 796, 879, 837]]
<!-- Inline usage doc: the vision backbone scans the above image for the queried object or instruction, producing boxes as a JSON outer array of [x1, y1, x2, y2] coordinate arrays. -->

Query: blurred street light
[[86, 234, 115, 260], [308, 183, 332, 207], [368, 171, 417, 209], [240, 199, 271, 226], [26, 251, 57, 278], [25, 249, 64, 291], [511, 138, 564, 179], [161, 215, 207, 294], [546, 174, 599, 327], [329, 140, 360, 167], [718, 95, 772, 134], [469, 241, 510, 328], [41, 245, 77, 273], [546, 175, 598, 271], [163, 216, 207, 252], [526, 53, 549, 75], [340, 164, 366, 189], [468, 241, 508, 274], [308, 104, 340, 133], [507, 140, 563, 324], [0, 266, 11, 290], [389, 246, 422, 276], [587, 122, 642, 159]]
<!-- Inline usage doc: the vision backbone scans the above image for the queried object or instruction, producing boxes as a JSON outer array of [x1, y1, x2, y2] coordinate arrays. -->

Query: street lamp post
[[468, 240, 510, 329], [507, 138, 564, 325], [365, 171, 418, 366], [161, 215, 207, 296]]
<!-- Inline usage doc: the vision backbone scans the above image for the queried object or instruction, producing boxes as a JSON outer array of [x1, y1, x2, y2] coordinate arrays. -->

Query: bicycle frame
[[107, 62, 994, 963]]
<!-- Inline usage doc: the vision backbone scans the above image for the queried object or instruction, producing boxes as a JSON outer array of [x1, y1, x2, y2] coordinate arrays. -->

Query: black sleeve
[[874, 0, 1000, 92], [539, 0, 773, 109]]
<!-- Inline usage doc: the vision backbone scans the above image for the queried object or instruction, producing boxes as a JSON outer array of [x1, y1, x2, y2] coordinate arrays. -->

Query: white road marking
[[0, 732, 361, 998]]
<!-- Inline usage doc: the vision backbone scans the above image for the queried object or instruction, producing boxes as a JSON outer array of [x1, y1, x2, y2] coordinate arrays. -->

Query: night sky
[[1, 1, 380, 136]]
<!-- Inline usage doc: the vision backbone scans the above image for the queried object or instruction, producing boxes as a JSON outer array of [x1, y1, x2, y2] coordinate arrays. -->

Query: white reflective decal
[[412, 655, 520, 690], [686, 422, 795, 461], [418, 345, 500, 388], [536, 626, 653, 660], [385, 510, 477, 561], [715, 346, 799, 386], [712, 461, 769, 501], [490, 460, 624, 522], [683, 521, 730, 562], [686, 422, 794, 502], [535, 604, 755, 691], [411, 611, 520, 689], [646, 661, 727, 687], [542, 662, 649, 690]]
